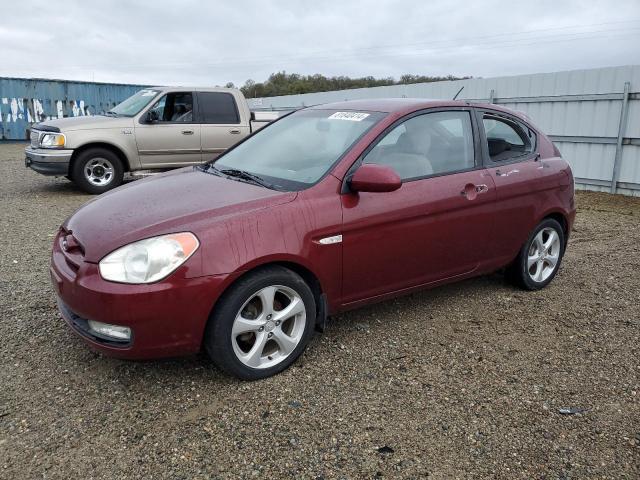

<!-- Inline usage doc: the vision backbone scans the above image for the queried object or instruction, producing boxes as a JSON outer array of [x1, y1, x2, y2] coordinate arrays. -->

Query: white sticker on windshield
[[141, 90, 157, 96], [328, 111, 370, 121]]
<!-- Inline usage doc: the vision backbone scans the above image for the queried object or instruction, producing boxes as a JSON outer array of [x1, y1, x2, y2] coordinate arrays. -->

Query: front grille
[[30, 130, 40, 147], [56, 229, 85, 279]]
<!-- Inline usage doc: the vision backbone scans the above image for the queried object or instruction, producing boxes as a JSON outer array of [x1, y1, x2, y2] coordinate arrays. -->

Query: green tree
[[240, 72, 470, 98]]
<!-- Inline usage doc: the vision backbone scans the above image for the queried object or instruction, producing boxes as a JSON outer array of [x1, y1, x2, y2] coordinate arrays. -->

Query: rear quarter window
[[198, 92, 240, 124], [482, 114, 534, 163]]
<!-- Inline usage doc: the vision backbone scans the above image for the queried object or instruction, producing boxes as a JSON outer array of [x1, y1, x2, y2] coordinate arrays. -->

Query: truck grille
[[30, 130, 40, 147]]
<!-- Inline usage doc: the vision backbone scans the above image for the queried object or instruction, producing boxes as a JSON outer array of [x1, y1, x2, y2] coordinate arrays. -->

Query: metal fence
[[0, 77, 146, 141], [248, 65, 640, 196]]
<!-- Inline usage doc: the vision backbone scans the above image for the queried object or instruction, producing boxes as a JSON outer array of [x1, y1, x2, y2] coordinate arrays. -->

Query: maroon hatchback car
[[51, 99, 575, 379]]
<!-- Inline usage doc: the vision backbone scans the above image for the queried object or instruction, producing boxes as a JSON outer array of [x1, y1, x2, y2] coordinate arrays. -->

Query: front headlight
[[99, 232, 199, 284], [40, 133, 66, 148]]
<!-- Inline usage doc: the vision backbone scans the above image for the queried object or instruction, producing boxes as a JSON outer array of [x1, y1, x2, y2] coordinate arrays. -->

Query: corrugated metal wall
[[248, 65, 640, 196], [0, 77, 146, 141]]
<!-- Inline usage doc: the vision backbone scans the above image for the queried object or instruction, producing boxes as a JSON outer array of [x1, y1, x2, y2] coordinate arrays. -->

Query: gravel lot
[[0, 142, 638, 479]]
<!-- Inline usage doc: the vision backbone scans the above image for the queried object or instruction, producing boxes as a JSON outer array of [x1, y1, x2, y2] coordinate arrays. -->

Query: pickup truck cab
[[25, 87, 275, 193]]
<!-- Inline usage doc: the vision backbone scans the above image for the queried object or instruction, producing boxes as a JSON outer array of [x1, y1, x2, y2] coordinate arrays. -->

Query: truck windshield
[[213, 109, 385, 191], [109, 89, 160, 116]]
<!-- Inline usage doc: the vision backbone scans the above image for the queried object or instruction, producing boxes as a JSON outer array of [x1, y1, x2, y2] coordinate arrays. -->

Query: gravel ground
[[0, 142, 638, 479]]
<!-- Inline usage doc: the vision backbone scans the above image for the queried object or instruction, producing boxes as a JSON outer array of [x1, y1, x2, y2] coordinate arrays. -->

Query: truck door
[[197, 92, 250, 163], [135, 91, 202, 168]]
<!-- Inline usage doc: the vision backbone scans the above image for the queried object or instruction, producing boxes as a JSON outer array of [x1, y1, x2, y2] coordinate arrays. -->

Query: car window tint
[[199, 92, 240, 124], [482, 116, 532, 162], [363, 111, 475, 180], [149, 92, 193, 122]]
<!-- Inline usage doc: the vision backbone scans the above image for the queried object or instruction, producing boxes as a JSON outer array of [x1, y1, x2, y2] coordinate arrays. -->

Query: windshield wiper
[[104, 111, 119, 117], [216, 167, 277, 190]]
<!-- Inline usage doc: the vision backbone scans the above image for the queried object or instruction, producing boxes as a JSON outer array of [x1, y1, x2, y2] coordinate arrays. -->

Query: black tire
[[71, 148, 124, 194], [204, 266, 316, 380], [507, 218, 566, 290]]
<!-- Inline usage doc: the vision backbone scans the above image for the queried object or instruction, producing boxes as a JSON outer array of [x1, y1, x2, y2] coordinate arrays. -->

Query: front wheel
[[508, 218, 565, 290], [71, 148, 124, 194], [204, 266, 316, 380]]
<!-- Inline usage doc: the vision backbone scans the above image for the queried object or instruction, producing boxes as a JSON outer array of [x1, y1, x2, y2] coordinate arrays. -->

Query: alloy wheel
[[84, 157, 115, 186], [231, 285, 306, 369], [527, 227, 561, 283]]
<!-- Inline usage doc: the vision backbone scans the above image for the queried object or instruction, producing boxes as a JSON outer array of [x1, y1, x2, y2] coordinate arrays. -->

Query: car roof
[[149, 86, 241, 94], [308, 98, 529, 121]]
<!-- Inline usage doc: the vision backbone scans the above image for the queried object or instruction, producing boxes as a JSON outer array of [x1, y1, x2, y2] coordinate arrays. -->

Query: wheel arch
[[206, 258, 328, 337], [543, 211, 568, 238], [540, 209, 570, 251], [70, 142, 131, 172]]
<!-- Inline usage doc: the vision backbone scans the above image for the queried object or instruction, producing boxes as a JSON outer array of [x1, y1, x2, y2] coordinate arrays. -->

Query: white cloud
[[0, 0, 639, 86]]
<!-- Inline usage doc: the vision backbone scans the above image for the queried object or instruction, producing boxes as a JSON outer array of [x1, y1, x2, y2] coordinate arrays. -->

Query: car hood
[[64, 168, 297, 262], [35, 115, 133, 132]]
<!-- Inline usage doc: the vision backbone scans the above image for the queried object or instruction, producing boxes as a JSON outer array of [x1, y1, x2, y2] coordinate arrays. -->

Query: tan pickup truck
[[25, 87, 277, 193]]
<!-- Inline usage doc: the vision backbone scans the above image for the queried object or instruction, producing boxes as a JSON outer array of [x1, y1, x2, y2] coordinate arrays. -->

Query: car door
[[340, 108, 496, 305], [134, 91, 202, 168], [197, 91, 250, 162], [475, 109, 547, 262]]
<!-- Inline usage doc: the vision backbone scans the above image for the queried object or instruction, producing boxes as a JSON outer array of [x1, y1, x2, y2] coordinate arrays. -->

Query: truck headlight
[[99, 232, 199, 284], [40, 133, 66, 148]]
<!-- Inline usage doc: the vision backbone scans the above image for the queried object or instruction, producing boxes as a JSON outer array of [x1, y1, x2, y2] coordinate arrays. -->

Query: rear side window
[[482, 115, 533, 162], [198, 92, 240, 124]]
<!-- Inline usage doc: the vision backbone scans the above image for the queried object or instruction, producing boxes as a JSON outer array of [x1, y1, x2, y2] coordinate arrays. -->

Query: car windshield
[[109, 89, 160, 116], [213, 109, 385, 191]]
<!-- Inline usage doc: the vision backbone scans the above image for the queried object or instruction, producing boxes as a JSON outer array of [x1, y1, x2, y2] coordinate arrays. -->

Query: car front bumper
[[25, 147, 74, 176], [50, 230, 234, 359]]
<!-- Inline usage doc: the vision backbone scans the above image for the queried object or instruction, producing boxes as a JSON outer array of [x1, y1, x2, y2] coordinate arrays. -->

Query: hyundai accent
[[51, 99, 576, 379]]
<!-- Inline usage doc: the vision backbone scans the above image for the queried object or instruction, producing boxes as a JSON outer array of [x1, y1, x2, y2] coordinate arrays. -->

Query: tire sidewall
[[72, 148, 124, 194], [519, 218, 565, 290], [205, 267, 316, 380]]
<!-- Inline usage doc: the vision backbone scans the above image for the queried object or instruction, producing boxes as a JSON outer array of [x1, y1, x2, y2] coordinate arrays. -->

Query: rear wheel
[[71, 148, 124, 194], [204, 266, 316, 380], [508, 218, 565, 290]]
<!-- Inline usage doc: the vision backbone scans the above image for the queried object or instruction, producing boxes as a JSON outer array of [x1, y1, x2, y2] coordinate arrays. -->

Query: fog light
[[87, 320, 131, 341]]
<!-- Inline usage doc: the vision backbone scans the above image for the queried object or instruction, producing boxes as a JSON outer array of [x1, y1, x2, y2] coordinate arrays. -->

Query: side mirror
[[146, 110, 159, 123], [349, 163, 402, 193]]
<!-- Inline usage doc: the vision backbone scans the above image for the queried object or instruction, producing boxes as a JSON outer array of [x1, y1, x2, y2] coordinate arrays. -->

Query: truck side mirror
[[146, 110, 159, 123]]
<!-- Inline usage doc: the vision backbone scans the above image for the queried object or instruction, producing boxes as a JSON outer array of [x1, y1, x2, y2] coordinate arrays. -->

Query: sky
[[1, 0, 639, 87]]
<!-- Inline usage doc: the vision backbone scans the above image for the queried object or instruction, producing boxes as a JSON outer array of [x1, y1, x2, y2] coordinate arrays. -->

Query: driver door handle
[[181, 130, 194, 135], [496, 168, 519, 177], [460, 183, 488, 199], [229, 129, 241, 134]]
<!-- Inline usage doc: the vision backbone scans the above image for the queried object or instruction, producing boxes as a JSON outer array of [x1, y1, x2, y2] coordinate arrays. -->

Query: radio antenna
[[452, 86, 464, 100]]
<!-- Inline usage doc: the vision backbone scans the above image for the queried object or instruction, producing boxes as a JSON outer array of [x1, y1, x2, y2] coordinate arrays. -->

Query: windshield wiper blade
[[104, 111, 118, 117], [196, 164, 222, 176], [217, 167, 276, 189]]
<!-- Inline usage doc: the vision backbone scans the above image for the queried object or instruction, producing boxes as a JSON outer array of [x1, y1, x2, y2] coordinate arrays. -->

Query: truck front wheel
[[71, 148, 124, 194]]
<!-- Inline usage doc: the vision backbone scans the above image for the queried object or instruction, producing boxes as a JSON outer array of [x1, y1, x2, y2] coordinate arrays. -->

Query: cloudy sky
[[1, 0, 639, 87]]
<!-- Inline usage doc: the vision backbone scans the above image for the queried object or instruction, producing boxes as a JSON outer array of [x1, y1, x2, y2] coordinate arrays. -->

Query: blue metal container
[[0, 77, 147, 140]]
